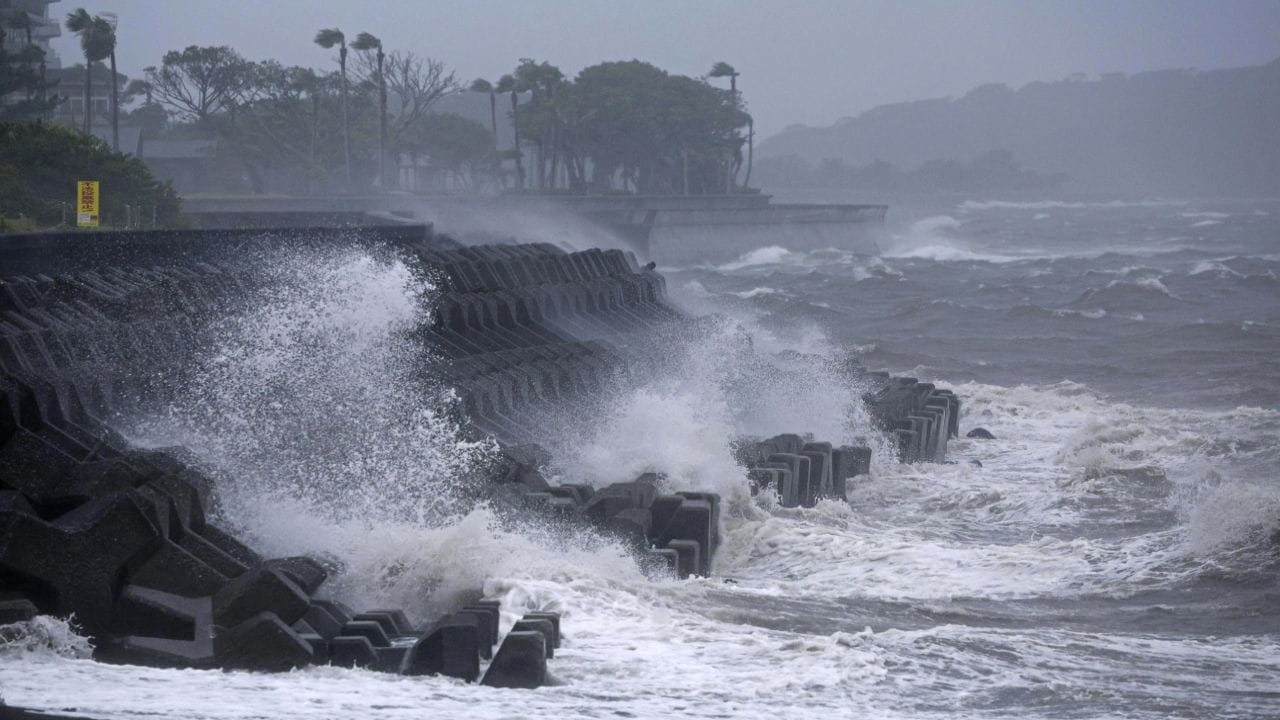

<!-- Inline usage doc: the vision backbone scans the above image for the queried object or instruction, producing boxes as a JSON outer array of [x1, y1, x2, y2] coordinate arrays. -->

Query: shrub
[[0, 120, 181, 228]]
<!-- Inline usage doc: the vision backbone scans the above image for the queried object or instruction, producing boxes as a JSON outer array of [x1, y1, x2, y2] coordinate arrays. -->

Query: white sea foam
[[882, 215, 1020, 263], [7, 371, 1279, 719]]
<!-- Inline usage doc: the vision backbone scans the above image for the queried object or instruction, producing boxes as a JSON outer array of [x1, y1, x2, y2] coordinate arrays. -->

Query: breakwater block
[[745, 434, 879, 507], [1, 229, 941, 686], [0, 232, 609, 685], [404, 614, 481, 680], [0, 598, 38, 625], [521, 611, 562, 649], [481, 630, 547, 689], [512, 617, 557, 659], [458, 601, 500, 659]]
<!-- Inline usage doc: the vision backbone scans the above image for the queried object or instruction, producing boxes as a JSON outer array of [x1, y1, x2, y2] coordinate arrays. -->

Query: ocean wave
[[1181, 211, 1230, 219], [716, 245, 798, 270], [960, 199, 1188, 211], [1069, 276, 1181, 310], [1008, 304, 1108, 321], [882, 215, 1021, 263], [1189, 260, 1245, 278], [732, 286, 788, 299], [883, 243, 1019, 263]]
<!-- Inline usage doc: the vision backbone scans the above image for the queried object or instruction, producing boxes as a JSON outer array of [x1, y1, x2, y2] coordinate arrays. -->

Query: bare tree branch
[[353, 50, 459, 147]]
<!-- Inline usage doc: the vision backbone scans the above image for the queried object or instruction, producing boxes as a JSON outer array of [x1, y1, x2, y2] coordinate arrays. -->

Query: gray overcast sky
[[51, 0, 1280, 138]]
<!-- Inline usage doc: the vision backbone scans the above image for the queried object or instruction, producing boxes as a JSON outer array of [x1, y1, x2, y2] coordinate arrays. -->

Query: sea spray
[[111, 245, 513, 616]]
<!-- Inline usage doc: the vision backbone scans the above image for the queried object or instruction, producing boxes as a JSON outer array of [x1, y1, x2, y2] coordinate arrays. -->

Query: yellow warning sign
[[76, 180, 99, 227]]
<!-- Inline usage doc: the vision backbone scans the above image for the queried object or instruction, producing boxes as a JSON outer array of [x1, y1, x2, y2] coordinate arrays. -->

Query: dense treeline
[[134, 46, 752, 195], [1, 7, 755, 197]]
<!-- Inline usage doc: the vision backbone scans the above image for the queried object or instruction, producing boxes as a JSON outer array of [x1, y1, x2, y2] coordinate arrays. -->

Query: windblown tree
[[144, 46, 255, 122], [494, 73, 525, 188], [144, 46, 332, 193], [708, 61, 749, 190], [102, 13, 120, 150], [350, 32, 386, 188], [122, 77, 166, 138], [509, 59, 566, 190], [313, 28, 351, 188], [64, 8, 114, 134], [566, 60, 748, 194], [353, 48, 456, 185], [469, 78, 498, 144], [708, 61, 738, 94]]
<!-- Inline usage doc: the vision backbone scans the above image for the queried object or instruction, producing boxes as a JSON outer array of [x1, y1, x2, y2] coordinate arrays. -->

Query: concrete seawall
[[177, 194, 888, 264]]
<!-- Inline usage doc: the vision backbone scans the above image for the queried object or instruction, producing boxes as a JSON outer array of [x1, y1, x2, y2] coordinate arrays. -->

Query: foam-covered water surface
[[3, 200, 1280, 719]]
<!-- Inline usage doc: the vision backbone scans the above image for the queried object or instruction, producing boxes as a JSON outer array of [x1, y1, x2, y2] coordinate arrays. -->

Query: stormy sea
[[2, 197, 1278, 719]]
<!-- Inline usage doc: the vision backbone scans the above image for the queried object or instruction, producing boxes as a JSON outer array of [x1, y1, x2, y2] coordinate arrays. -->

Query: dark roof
[[141, 139, 217, 160], [88, 125, 142, 156]]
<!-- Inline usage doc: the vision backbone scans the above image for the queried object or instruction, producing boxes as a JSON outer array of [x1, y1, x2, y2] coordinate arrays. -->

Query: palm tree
[[470, 78, 498, 147], [5, 9, 33, 98], [99, 13, 120, 151], [495, 73, 525, 189], [709, 61, 745, 192], [351, 32, 386, 189], [709, 61, 738, 94], [314, 27, 351, 189], [65, 8, 113, 135]]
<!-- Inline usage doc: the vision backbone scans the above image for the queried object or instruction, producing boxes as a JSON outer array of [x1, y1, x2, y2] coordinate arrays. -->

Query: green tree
[[510, 59, 565, 189], [567, 60, 747, 194], [313, 28, 351, 189], [401, 112, 496, 191], [0, 11, 60, 119], [494, 73, 526, 189], [64, 8, 114, 134]]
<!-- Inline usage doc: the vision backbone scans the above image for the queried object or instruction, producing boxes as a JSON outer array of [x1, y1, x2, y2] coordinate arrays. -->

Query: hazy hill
[[757, 58, 1280, 196]]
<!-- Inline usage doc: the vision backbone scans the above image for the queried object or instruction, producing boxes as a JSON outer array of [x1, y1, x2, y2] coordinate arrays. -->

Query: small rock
[[969, 460, 984, 468], [966, 428, 996, 440]]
